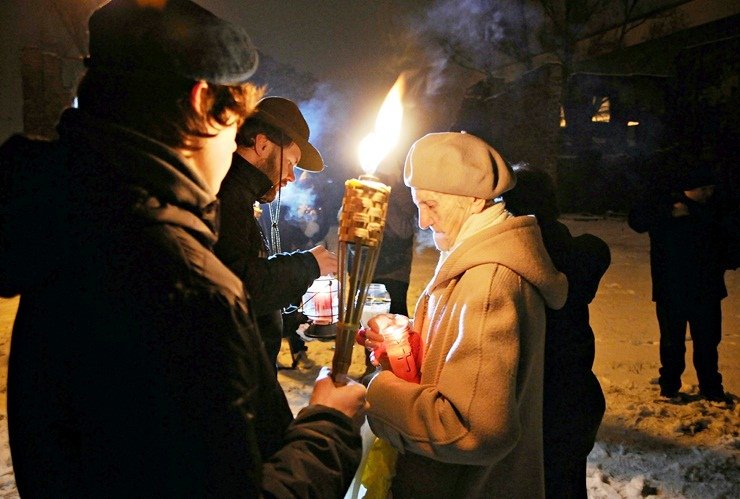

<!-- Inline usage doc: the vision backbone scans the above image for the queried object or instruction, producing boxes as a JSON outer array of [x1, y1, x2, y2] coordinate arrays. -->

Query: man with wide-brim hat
[[1, 1, 365, 496], [215, 96, 338, 368]]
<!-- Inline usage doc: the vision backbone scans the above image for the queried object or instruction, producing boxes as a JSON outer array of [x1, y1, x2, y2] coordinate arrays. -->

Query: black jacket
[[373, 172, 416, 284], [215, 154, 320, 364], [539, 221, 609, 462], [628, 190, 729, 303], [0, 109, 359, 498]]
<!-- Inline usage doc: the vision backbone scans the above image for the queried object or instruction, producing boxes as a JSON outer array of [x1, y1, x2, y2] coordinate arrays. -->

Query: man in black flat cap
[[0, 1, 365, 497], [216, 96, 337, 370]]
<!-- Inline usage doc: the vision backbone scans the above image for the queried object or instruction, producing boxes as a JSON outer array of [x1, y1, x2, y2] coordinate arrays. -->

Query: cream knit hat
[[403, 132, 516, 199]]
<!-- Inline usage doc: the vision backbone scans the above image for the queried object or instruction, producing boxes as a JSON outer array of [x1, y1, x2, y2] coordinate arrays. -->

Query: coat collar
[[57, 108, 220, 244], [427, 215, 568, 310], [225, 152, 273, 203]]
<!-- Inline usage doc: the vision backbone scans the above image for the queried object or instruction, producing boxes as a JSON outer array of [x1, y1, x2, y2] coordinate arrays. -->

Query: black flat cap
[[678, 167, 716, 190], [86, 0, 258, 85]]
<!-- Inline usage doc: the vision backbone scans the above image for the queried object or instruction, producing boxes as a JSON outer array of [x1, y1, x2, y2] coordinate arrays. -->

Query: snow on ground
[[0, 215, 737, 497]]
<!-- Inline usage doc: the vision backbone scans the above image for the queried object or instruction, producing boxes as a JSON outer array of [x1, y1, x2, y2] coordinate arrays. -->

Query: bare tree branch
[[48, 0, 102, 57]]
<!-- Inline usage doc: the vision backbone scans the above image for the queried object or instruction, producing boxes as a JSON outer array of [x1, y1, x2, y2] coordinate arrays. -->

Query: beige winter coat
[[367, 214, 568, 498]]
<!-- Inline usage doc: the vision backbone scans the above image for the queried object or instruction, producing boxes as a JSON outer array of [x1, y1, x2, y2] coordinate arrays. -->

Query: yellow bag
[[360, 437, 398, 499]]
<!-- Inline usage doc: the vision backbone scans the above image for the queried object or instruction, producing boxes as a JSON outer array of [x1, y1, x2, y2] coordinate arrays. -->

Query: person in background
[[0, 1, 365, 496], [503, 164, 610, 499], [372, 163, 418, 317], [361, 160, 417, 378], [628, 167, 735, 404], [214, 96, 337, 370], [362, 132, 568, 498], [272, 173, 336, 369]]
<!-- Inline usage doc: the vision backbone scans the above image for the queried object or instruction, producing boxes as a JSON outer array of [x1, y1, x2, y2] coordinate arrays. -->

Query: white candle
[[313, 290, 333, 324]]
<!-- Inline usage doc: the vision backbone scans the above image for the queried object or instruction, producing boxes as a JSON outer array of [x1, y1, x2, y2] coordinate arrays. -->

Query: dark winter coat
[[538, 221, 609, 467], [0, 109, 360, 498], [214, 154, 321, 364], [628, 190, 729, 304], [373, 172, 417, 285]]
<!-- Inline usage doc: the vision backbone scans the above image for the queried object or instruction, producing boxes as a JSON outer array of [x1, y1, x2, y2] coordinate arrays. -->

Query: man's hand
[[672, 202, 689, 217], [309, 246, 338, 276], [310, 367, 368, 430]]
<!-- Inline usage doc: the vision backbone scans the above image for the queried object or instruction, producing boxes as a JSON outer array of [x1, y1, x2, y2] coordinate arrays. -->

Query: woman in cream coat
[[364, 132, 568, 498]]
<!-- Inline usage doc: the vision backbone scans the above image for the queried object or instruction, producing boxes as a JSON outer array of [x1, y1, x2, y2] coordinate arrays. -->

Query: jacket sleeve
[[628, 191, 674, 233], [366, 264, 526, 465], [166, 280, 359, 497], [567, 233, 611, 305], [244, 250, 320, 314], [261, 405, 362, 498], [0, 135, 69, 297], [214, 191, 320, 314]]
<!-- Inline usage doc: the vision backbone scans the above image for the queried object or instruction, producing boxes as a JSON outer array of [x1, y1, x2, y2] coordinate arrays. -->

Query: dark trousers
[[257, 311, 283, 372], [543, 373, 603, 499], [656, 298, 723, 395], [281, 309, 307, 356], [544, 458, 588, 499], [374, 278, 409, 316]]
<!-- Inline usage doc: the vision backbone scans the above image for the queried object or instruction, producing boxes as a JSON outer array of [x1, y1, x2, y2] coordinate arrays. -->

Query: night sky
[[200, 0, 436, 170], [0, 0, 431, 146], [2, 1, 733, 154]]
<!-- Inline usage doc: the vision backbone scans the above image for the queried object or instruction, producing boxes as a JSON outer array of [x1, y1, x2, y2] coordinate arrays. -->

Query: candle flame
[[358, 74, 405, 175]]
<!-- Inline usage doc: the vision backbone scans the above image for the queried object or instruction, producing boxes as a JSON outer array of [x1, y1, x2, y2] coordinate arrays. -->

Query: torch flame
[[358, 74, 405, 175]]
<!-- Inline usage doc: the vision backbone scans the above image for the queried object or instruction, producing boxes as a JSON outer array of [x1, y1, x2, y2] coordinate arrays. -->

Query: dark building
[[453, 6, 739, 213]]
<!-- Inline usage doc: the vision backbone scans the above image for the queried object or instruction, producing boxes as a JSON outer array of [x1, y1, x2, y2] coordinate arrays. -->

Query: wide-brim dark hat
[[86, 0, 258, 85], [255, 97, 324, 172], [678, 167, 716, 190]]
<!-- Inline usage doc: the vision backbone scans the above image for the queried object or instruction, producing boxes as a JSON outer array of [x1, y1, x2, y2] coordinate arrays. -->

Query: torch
[[331, 75, 405, 384]]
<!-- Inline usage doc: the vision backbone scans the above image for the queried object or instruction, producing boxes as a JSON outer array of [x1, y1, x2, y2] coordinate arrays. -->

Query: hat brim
[[295, 138, 324, 172], [255, 99, 324, 172]]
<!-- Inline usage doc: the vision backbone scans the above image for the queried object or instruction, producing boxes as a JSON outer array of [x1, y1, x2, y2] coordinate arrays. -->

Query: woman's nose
[[418, 209, 431, 229]]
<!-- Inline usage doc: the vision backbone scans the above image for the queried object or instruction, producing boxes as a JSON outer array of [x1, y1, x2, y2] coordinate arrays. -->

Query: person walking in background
[[0, 1, 365, 496], [503, 164, 610, 499], [214, 96, 337, 369], [628, 167, 735, 404], [362, 132, 568, 498]]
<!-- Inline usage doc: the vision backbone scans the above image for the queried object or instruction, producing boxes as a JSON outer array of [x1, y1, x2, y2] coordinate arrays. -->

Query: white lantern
[[300, 276, 339, 339]]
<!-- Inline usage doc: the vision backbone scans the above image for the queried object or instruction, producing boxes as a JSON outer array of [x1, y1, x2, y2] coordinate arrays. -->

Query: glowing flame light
[[358, 75, 405, 175]]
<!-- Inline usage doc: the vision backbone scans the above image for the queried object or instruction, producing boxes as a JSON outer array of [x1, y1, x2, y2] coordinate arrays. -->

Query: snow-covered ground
[[0, 215, 737, 497]]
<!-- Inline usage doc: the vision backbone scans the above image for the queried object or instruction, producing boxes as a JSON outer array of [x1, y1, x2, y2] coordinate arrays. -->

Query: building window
[[591, 97, 610, 122]]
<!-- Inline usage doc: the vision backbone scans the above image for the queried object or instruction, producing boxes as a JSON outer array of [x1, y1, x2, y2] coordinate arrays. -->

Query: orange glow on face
[[358, 74, 405, 175], [137, 0, 167, 9]]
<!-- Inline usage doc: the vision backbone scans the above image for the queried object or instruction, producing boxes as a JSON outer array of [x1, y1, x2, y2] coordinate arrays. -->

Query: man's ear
[[253, 133, 271, 157], [189, 80, 210, 116], [470, 197, 487, 214]]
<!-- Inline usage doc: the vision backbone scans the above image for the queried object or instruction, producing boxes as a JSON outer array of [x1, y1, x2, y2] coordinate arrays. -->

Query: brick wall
[[21, 46, 76, 139]]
